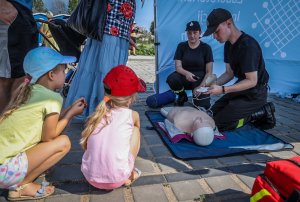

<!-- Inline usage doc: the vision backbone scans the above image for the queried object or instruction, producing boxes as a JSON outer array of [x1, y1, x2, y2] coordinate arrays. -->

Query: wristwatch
[[222, 86, 226, 94]]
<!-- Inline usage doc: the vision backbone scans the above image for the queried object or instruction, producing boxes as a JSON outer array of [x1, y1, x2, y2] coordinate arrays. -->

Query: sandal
[[8, 181, 55, 201], [124, 167, 142, 186]]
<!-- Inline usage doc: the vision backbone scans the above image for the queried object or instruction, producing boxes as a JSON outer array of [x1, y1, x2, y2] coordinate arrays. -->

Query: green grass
[[136, 43, 155, 56]]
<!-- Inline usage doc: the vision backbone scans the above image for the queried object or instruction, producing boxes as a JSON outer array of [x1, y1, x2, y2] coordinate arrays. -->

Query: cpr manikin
[[160, 106, 219, 146]]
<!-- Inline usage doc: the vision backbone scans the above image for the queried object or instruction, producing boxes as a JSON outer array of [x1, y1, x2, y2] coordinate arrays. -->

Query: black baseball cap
[[203, 8, 232, 37], [185, 21, 201, 31]]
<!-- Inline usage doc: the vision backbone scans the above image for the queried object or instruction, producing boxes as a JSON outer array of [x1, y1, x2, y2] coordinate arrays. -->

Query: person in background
[[81, 65, 145, 190], [0, 0, 38, 114], [203, 8, 276, 131], [64, 0, 137, 121], [0, 47, 86, 200], [129, 22, 137, 56], [166, 21, 214, 109], [40, 11, 60, 50]]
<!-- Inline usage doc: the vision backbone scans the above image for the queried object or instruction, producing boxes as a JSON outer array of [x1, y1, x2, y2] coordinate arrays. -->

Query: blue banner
[[155, 0, 300, 96]]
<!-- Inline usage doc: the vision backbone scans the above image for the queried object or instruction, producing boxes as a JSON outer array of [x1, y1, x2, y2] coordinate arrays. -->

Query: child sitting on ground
[[0, 47, 86, 201], [81, 65, 146, 190]]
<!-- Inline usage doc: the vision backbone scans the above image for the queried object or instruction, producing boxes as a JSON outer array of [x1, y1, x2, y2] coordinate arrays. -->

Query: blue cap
[[24, 47, 76, 84]]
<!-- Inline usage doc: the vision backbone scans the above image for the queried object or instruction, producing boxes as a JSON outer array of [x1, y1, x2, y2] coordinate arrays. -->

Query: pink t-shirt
[[81, 108, 133, 184]]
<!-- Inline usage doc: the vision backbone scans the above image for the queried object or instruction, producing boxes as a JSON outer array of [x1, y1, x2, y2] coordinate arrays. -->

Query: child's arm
[[132, 110, 140, 129], [41, 98, 86, 141], [57, 99, 85, 130], [42, 113, 59, 141], [60, 98, 87, 119]]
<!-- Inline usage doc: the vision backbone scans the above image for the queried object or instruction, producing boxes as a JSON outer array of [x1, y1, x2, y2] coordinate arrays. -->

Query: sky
[[135, 0, 154, 31], [43, 0, 154, 31]]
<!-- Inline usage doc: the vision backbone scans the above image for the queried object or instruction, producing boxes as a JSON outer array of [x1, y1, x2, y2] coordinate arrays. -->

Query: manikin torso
[[164, 107, 215, 134]]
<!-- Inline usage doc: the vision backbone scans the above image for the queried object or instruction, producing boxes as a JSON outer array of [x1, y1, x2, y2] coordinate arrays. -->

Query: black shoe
[[175, 93, 188, 106], [253, 102, 276, 130], [262, 102, 276, 129]]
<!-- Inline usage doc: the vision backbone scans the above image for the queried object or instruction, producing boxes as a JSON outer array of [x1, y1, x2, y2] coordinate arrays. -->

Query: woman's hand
[[185, 72, 197, 82], [0, 1, 18, 25]]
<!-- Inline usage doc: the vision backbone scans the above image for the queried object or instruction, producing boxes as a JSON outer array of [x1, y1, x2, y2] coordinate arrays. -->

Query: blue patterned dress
[[64, 0, 136, 120]]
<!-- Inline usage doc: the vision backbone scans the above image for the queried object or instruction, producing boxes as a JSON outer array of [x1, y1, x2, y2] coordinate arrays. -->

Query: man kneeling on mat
[[160, 106, 221, 146]]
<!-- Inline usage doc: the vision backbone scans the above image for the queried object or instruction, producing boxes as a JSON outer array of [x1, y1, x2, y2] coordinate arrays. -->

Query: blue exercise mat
[[145, 111, 294, 160]]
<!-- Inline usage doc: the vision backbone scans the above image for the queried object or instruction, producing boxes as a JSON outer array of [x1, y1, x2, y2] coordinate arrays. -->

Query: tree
[[150, 21, 154, 35], [52, 0, 67, 15], [68, 0, 79, 14], [33, 0, 47, 13]]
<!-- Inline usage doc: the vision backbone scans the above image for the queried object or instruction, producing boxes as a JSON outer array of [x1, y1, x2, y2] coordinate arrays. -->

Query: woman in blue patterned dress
[[64, 0, 136, 121]]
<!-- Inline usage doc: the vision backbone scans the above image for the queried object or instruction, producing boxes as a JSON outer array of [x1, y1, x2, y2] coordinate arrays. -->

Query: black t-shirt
[[224, 32, 269, 86], [174, 41, 214, 75]]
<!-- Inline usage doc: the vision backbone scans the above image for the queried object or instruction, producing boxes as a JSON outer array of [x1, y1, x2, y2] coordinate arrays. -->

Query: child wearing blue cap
[[0, 47, 87, 201]]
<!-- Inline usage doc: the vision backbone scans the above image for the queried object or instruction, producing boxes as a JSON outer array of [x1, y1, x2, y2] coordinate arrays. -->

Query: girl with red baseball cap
[[80, 65, 146, 190]]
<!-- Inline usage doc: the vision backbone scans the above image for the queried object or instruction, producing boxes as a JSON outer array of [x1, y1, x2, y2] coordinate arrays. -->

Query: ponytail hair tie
[[24, 77, 31, 84], [103, 96, 110, 102]]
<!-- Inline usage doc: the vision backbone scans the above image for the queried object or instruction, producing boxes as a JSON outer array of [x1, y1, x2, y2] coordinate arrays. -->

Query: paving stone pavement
[[1, 56, 300, 202]]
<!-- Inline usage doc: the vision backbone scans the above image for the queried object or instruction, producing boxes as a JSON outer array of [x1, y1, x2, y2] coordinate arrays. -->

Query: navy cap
[[203, 8, 232, 37], [185, 21, 201, 31]]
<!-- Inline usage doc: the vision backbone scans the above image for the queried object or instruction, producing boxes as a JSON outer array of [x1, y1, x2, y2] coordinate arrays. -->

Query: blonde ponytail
[[0, 82, 32, 123], [80, 100, 110, 150], [80, 93, 138, 150]]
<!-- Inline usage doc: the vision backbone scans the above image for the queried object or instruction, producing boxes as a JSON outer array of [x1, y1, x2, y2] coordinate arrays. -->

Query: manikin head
[[191, 128, 214, 146], [191, 118, 214, 146]]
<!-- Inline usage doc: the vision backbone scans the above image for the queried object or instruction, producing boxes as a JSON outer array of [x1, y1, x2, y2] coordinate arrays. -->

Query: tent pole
[[153, 0, 159, 93]]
